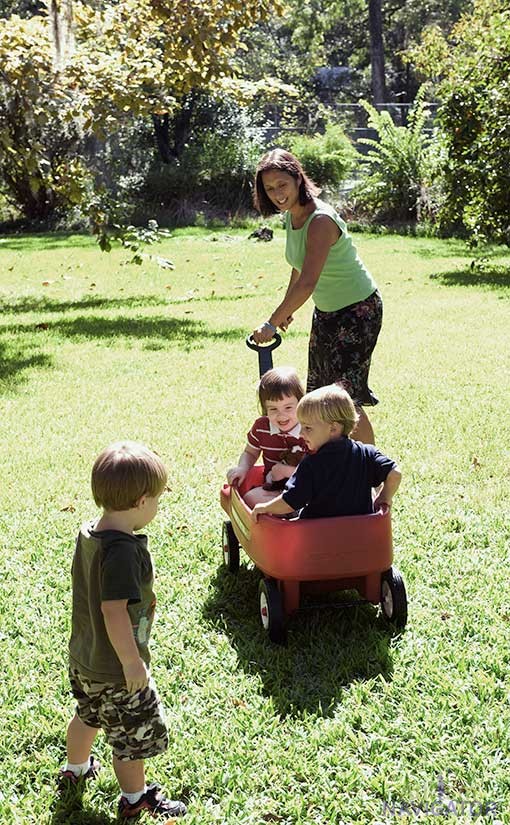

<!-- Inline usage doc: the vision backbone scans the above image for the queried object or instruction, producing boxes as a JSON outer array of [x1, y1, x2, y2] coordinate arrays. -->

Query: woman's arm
[[254, 217, 340, 341]]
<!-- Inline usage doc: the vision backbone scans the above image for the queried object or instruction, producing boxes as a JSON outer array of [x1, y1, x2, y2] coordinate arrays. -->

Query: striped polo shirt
[[247, 416, 307, 476]]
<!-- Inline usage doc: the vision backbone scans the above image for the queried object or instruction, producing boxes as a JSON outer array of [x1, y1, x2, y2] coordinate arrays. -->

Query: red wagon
[[220, 335, 408, 644], [220, 464, 407, 644]]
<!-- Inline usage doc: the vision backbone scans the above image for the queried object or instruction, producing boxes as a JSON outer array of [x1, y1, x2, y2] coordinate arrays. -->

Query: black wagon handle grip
[[245, 333, 282, 377]]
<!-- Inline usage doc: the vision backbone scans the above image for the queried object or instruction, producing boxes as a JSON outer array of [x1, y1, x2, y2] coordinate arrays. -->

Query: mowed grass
[[0, 228, 509, 824]]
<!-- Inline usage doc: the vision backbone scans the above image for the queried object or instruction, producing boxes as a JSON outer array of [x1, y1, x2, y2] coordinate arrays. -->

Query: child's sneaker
[[57, 756, 101, 789], [118, 783, 186, 819]]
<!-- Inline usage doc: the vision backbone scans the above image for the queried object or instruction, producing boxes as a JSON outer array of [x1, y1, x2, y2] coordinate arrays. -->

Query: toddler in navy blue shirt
[[251, 383, 401, 522]]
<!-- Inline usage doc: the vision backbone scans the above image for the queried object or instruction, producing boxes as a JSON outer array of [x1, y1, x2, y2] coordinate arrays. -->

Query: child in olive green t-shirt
[[59, 441, 186, 821]]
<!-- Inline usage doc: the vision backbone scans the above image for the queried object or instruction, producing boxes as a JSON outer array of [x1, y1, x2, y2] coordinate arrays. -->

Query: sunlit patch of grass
[[0, 229, 509, 823]]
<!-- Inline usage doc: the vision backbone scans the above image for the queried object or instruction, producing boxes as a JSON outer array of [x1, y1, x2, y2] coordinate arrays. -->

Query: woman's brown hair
[[254, 149, 320, 217]]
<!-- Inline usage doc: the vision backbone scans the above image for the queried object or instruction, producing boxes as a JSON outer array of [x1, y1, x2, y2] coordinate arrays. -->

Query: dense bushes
[[349, 94, 440, 224], [138, 108, 265, 224], [409, 0, 510, 244], [284, 124, 357, 191]]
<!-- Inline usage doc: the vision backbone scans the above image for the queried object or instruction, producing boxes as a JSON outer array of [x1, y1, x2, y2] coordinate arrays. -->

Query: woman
[[252, 148, 382, 444]]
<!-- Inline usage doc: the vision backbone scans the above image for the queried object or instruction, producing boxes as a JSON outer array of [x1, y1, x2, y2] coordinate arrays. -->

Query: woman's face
[[261, 169, 301, 212]]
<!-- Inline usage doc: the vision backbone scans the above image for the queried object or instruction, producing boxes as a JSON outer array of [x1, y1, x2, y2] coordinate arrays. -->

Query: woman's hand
[[279, 315, 294, 332], [252, 323, 276, 345]]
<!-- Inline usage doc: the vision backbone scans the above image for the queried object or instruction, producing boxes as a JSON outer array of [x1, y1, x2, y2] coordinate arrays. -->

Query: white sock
[[65, 759, 91, 776], [122, 785, 147, 804]]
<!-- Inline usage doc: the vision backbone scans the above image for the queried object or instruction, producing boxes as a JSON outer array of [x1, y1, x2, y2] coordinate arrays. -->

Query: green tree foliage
[[0, 0, 279, 221], [409, 0, 510, 243], [0, 14, 89, 220], [352, 90, 438, 222], [237, 0, 471, 116]]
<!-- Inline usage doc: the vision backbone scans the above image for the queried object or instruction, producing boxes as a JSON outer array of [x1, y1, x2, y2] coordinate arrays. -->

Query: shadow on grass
[[0, 312, 246, 394], [0, 338, 53, 387], [38, 315, 246, 349], [411, 242, 507, 260], [0, 295, 169, 315], [49, 790, 116, 825], [203, 564, 396, 719], [0, 232, 94, 251], [429, 266, 510, 291]]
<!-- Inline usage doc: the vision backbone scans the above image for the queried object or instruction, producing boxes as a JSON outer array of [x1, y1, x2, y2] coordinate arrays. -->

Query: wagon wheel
[[380, 566, 408, 628], [222, 521, 240, 572], [259, 578, 286, 645]]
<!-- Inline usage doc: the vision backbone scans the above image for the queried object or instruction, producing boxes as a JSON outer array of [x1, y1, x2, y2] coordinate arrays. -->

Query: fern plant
[[353, 88, 439, 223]]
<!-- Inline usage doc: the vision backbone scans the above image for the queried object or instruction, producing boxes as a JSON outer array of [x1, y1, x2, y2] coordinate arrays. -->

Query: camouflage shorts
[[69, 667, 168, 761]]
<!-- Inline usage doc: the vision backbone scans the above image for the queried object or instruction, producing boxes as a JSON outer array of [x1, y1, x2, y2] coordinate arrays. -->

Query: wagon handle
[[246, 333, 282, 377]]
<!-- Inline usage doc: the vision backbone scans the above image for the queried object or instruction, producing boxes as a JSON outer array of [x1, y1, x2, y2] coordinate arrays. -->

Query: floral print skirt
[[307, 290, 383, 406]]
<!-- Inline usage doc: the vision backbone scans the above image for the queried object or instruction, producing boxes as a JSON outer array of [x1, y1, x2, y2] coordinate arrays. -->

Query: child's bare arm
[[374, 466, 402, 509], [251, 494, 295, 522], [101, 599, 148, 693], [227, 444, 260, 486]]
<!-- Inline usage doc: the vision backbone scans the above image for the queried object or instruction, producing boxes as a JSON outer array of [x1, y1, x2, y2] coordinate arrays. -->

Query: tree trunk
[[368, 0, 386, 105], [171, 93, 196, 159], [152, 114, 172, 163]]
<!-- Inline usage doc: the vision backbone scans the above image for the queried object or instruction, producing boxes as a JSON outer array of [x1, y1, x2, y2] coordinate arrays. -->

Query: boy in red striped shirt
[[227, 367, 307, 507]]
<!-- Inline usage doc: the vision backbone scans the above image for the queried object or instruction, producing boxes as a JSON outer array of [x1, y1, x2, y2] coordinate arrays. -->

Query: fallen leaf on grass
[[155, 256, 174, 270], [35, 323, 49, 331], [232, 698, 247, 708], [42, 280, 53, 286], [470, 455, 481, 469], [60, 503, 76, 513]]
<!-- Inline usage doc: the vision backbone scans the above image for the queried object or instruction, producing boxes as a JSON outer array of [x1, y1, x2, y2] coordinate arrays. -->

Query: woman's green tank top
[[285, 199, 377, 312]]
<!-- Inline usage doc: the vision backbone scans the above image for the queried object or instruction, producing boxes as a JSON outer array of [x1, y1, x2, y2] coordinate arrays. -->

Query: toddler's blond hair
[[297, 384, 359, 436]]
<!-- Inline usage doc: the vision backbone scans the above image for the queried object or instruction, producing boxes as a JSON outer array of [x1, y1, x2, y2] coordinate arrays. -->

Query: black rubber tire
[[259, 578, 287, 645], [222, 521, 240, 572], [381, 566, 408, 628]]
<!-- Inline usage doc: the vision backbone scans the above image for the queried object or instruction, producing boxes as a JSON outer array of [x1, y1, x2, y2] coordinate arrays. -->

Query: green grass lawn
[[1, 228, 509, 824]]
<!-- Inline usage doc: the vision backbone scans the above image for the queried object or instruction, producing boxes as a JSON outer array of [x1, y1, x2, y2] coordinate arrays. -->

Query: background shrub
[[131, 95, 265, 225], [285, 123, 357, 190], [350, 91, 439, 224]]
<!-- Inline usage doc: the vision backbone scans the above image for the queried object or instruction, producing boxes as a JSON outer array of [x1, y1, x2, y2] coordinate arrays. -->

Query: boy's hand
[[271, 462, 293, 482], [251, 503, 266, 523], [227, 466, 246, 487], [123, 658, 149, 693]]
